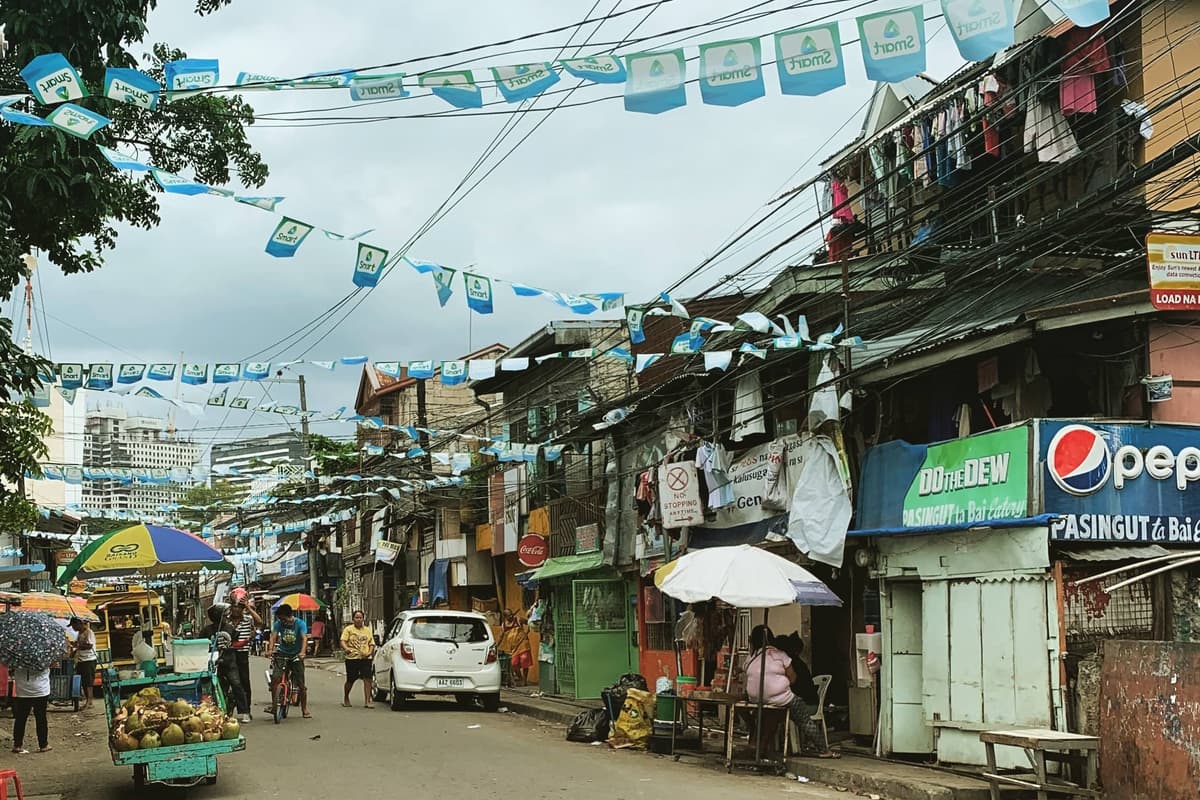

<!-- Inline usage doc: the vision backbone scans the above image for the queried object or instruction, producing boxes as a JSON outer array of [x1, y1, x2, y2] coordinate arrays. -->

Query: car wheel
[[389, 673, 406, 712], [455, 694, 477, 709], [481, 692, 501, 713], [373, 683, 388, 703]]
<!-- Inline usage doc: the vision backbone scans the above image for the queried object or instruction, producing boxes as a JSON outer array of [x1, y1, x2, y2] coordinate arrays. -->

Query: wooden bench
[[979, 728, 1099, 800]]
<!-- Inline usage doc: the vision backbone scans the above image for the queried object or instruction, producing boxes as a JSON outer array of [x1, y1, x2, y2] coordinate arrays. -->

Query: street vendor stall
[[656, 544, 842, 772], [56, 524, 242, 790]]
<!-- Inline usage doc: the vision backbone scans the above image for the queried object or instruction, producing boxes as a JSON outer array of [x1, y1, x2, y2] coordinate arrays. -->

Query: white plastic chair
[[788, 674, 833, 753]]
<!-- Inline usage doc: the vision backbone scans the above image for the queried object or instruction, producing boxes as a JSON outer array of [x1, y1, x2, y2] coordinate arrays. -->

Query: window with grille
[[1063, 566, 1156, 643], [643, 585, 676, 652]]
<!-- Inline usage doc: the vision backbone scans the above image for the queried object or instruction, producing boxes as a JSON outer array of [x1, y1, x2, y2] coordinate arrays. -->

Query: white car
[[373, 610, 502, 712]]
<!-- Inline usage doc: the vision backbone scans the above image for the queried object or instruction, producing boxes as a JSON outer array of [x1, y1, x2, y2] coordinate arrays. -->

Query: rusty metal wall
[[1100, 640, 1200, 799]]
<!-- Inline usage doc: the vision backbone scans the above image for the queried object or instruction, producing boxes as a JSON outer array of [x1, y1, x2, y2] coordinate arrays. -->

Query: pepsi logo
[[1047, 424, 1111, 496]]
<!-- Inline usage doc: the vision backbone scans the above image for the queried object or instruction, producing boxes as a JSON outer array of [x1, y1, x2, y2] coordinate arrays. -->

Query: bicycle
[[269, 654, 302, 724]]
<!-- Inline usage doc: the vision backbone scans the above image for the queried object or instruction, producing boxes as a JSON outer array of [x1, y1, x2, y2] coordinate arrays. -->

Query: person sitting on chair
[[744, 625, 837, 758]]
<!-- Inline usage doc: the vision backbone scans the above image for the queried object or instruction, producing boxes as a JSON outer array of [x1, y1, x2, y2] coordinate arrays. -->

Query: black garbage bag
[[566, 707, 610, 743], [602, 672, 648, 719]]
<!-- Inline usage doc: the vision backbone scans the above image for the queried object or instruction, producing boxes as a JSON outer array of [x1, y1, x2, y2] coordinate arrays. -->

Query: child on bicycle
[[266, 603, 311, 719]]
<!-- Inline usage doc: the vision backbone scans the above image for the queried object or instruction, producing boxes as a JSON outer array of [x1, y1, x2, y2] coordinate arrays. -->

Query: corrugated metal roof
[[1062, 545, 1171, 562]]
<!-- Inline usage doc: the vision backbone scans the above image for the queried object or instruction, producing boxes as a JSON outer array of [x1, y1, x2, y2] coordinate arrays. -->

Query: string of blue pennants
[[39, 308, 858, 407], [4, 0, 1112, 309]]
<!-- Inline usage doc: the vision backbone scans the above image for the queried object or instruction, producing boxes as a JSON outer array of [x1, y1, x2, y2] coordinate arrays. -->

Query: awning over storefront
[[850, 515, 1058, 538], [0, 564, 46, 586], [531, 551, 604, 581]]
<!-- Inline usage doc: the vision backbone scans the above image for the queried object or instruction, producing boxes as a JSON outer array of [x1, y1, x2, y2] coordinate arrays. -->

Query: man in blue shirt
[[267, 604, 311, 718]]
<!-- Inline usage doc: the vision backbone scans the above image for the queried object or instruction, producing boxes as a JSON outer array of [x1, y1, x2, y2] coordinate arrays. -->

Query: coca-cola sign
[[517, 534, 548, 568]]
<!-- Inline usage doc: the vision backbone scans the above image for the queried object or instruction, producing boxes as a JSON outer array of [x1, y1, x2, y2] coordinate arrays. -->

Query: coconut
[[160, 723, 185, 747], [113, 732, 140, 752], [203, 731, 221, 742], [139, 731, 161, 749], [198, 711, 216, 727], [169, 699, 194, 718], [184, 715, 204, 734], [185, 732, 204, 745], [125, 713, 146, 736], [220, 719, 241, 740]]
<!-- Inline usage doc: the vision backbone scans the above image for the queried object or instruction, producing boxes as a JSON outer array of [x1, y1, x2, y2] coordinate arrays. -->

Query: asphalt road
[[13, 657, 854, 800]]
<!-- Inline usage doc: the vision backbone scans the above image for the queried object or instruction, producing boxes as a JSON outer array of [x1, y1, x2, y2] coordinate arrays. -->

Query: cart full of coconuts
[[110, 685, 242, 752]]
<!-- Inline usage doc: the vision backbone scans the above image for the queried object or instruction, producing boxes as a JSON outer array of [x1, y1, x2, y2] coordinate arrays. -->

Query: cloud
[[30, 1, 968, 437]]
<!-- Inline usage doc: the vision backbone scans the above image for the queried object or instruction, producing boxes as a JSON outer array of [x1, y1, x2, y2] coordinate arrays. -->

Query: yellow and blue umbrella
[[57, 524, 233, 584]]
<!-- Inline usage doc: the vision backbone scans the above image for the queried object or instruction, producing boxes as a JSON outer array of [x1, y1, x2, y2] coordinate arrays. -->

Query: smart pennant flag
[[464, 273, 494, 314], [86, 364, 114, 390], [103, 68, 160, 110], [352, 243, 388, 288], [265, 217, 314, 257], [164, 58, 220, 92], [46, 104, 109, 139], [181, 363, 209, 385], [147, 363, 176, 381], [98, 146, 151, 172], [213, 363, 241, 383], [491, 63, 560, 103], [349, 74, 408, 102], [1051, 0, 1112, 26], [561, 56, 626, 84], [857, 6, 927, 84], [699, 39, 765, 107], [624, 50, 687, 114], [152, 168, 210, 195], [236, 196, 284, 212], [420, 71, 483, 109], [118, 364, 146, 384], [20, 54, 87, 104], [941, 0, 1015, 62], [775, 24, 846, 96]]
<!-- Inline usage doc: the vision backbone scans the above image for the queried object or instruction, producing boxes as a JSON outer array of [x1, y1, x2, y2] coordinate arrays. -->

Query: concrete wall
[[1149, 322, 1200, 423]]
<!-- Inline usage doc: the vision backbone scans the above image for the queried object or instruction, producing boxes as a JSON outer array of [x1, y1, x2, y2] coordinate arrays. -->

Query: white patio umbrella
[[655, 544, 842, 767], [657, 544, 842, 608]]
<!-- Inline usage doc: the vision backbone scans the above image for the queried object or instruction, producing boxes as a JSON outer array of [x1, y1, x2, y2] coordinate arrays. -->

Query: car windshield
[[410, 617, 489, 644]]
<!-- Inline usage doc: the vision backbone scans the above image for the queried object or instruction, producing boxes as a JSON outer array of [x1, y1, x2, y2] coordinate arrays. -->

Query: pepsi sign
[[1041, 421, 1200, 544]]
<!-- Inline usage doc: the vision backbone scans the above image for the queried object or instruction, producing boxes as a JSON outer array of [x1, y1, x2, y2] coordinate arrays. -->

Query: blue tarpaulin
[[428, 558, 449, 604]]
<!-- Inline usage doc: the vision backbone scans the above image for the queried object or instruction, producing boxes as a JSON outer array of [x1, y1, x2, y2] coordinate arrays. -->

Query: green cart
[[103, 670, 245, 790]]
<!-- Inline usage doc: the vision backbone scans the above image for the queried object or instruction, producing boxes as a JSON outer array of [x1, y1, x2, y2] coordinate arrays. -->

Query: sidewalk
[[498, 686, 1006, 800]]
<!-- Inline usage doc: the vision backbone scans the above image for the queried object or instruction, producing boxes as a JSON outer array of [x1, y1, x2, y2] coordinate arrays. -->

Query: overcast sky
[[22, 0, 969, 454]]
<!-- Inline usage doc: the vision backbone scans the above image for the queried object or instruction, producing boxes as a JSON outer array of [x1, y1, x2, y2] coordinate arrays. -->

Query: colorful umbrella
[[0, 611, 68, 671], [271, 593, 326, 612], [12, 592, 100, 623], [58, 524, 233, 583]]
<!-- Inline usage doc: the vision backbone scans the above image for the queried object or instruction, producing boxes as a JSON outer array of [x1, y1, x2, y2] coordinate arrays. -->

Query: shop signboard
[[1040, 420, 1200, 544], [1147, 231, 1200, 310], [856, 424, 1031, 530], [517, 534, 548, 568], [375, 539, 403, 565], [900, 426, 1030, 527]]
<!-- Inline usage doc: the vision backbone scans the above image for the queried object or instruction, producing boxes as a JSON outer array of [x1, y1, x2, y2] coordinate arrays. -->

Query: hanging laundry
[[695, 442, 734, 510], [1023, 100, 1081, 163], [819, 180, 833, 215], [1060, 26, 1111, 116], [830, 178, 855, 225], [980, 74, 1004, 157], [785, 436, 851, 568], [808, 355, 840, 429], [731, 372, 766, 442]]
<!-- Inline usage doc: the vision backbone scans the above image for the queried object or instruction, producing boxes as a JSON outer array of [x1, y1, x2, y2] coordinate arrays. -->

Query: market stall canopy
[[11, 591, 99, 623], [655, 544, 841, 608], [0, 563, 46, 586], [57, 524, 233, 584], [530, 551, 604, 581]]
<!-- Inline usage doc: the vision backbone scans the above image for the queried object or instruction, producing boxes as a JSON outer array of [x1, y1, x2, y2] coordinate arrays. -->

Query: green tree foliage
[[0, 398, 53, 533], [308, 434, 358, 477], [0, 0, 268, 299], [0, 1, 267, 524]]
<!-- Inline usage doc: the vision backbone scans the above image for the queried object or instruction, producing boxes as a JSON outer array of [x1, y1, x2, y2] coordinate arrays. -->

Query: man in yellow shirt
[[340, 611, 376, 708]]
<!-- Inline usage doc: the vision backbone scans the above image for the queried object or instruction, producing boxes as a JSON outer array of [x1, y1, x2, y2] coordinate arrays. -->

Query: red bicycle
[[269, 655, 301, 724]]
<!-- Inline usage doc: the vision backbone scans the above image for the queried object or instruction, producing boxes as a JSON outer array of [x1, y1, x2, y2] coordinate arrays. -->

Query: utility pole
[[415, 378, 432, 474], [298, 373, 319, 599]]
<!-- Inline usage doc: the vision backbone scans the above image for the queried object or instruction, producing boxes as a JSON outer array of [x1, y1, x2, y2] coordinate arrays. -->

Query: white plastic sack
[[786, 436, 851, 568], [808, 356, 839, 429]]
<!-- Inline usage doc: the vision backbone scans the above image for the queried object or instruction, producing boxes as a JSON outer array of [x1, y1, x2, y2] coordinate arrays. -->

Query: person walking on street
[[201, 606, 250, 723], [228, 589, 262, 720], [268, 603, 311, 719], [498, 609, 533, 687], [69, 618, 98, 711], [11, 665, 52, 754], [340, 610, 376, 708]]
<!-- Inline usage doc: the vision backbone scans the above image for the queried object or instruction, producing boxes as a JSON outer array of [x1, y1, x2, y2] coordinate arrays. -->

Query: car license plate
[[437, 678, 465, 688]]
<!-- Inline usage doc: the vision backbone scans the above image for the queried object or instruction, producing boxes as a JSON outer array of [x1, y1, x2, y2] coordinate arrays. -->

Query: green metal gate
[[572, 578, 630, 699], [552, 586, 575, 698]]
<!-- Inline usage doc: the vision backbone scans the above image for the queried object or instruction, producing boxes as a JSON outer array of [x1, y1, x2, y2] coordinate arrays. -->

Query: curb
[[500, 695, 580, 727]]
